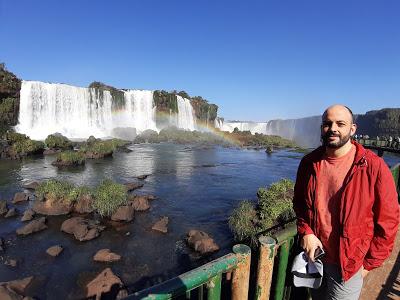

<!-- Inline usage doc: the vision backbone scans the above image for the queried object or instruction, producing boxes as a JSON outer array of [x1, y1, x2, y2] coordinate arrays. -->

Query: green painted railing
[[126, 164, 399, 300], [391, 163, 400, 202]]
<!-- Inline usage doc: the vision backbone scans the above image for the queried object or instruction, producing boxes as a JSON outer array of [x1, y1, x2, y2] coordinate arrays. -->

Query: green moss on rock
[[45, 134, 73, 150]]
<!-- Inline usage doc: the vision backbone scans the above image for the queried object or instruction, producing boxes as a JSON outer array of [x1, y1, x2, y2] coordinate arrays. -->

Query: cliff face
[[0, 64, 21, 135], [355, 108, 400, 137]]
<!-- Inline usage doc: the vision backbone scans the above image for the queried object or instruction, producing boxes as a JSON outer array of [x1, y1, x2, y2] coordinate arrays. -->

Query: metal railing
[[126, 164, 399, 300]]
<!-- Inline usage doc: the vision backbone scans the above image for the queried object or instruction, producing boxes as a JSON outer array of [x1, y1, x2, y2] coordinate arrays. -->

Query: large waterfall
[[176, 95, 196, 131], [16, 81, 197, 140]]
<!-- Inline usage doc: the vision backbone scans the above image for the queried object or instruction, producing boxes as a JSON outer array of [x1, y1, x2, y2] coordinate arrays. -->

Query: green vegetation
[[79, 137, 129, 157], [36, 180, 94, 205], [45, 134, 73, 149], [54, 151, 85, 166], [4, 131, 44, 156], [153, 90, 178, 113], [88, 81, 125, 110], [229, 179, 295, 246], [93, 179, 127, 217], [356, 108, 400, 137]]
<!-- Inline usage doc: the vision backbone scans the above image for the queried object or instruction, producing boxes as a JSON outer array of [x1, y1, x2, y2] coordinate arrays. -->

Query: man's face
[[321, 107, 356, 149]]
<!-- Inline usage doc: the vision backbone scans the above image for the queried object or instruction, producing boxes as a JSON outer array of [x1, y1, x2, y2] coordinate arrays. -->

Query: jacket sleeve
[[363, 159, 400, 271], [293, 158, 315, 236]]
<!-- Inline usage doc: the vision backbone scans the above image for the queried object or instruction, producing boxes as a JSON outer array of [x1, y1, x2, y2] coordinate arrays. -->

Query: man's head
[[321, 105, 357, 149]]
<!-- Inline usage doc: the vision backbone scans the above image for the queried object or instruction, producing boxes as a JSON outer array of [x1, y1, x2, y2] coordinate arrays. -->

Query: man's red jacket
[[293, 141, 399, 281]]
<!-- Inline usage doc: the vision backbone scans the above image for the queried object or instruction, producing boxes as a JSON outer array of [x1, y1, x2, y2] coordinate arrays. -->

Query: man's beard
[[321, 131, 352, 148]]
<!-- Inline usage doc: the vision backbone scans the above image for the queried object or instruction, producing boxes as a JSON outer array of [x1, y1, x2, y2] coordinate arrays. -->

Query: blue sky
[[1, 0, 399, 121]]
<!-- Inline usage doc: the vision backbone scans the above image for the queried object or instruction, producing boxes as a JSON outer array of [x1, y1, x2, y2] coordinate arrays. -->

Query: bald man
[[292, 105, 399, 299]]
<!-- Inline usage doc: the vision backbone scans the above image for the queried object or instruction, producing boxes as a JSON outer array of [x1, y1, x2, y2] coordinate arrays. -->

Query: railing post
[[207, 273, 222, 300], [254, 236, 276, 300], [232, 244, 251, 300], [274, 237, 294, 300]]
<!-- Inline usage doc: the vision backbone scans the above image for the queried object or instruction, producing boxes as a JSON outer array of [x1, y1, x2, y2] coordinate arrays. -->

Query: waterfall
[[176, 95, 196, 131], [16, 81, 157, 140]]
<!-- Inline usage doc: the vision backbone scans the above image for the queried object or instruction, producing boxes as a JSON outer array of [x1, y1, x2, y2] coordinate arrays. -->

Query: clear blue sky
[[1, 0, 399, 121]]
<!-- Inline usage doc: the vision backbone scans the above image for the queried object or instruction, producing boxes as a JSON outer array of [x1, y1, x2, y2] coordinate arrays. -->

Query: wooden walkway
[[360, 227, 400, 300]]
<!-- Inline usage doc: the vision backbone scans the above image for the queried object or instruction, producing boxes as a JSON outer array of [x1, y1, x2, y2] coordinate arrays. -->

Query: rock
[[0, 276, 34, 296], [73, 194, 94, 214], [16, 217, 47, 236], [4, 258, 17, 267], [93, 249, 121, 262], [86, 268, 126, 299], [142, 194, 157, 201], [111, 205, 134, 222], [46, 245, 63, 257], [187, 230, 220, 255], [130, 196, 150, 211], [152, 217, 169, 233], [61, 217, 105, 241], [22, 181, 39, 190], [32, 199, 72, 215], [0, 200, 8, 216], [21, 209, 35, 222], [136, 174, 149, 180], [124, 182, 144, 192], [5, 208, 17, 218], [0, 285, 23, 300], [12, 193, 29, 204]]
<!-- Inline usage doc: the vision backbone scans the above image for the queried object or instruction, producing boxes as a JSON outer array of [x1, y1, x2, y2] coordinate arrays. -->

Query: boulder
[[0, 285, 23, 300], [5, 208, 17, 218], [124, 182, 144, 192], [111, 205, 134, 222], [32, 199, 72, 216], [130, 196, 150, 211], [93, 249, 121, 262], [0, 276, 34, 297], [0, 200, 8, 216], [137, 174, 149, 180], [61, 217, 105, 242], [86, 268, 127, 299], [46, 245, 63, 257], [21, 209, 35, 222], [16, 217, 47, 236], [12, 193, 29, 204], [186, 230, 220, 255], [73, 194, 95, 214], [152, 217, 169, 233], [22, 181, 39, 190]]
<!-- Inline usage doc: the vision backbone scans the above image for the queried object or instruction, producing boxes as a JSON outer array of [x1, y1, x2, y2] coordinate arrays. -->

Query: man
[[293, 104, 399, 299]]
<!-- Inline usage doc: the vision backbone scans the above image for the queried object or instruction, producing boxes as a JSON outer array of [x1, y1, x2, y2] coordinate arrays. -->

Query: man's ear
[[350, 123, 357, 136]]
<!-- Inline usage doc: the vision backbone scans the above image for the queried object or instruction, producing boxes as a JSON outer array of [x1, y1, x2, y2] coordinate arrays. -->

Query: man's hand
[[301, 234, 323, 261]]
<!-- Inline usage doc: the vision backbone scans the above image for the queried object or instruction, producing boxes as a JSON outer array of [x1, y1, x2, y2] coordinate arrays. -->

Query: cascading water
[[16, 81, 158, 140], [17, 81, 113, 140], [176, 95, 196, 131]]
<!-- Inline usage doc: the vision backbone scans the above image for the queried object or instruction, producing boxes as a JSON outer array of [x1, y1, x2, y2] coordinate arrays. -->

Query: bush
[[12, 138, 44, 155], [45, 134, 73, 149], [229, 179, 295, 246], [93, 180, 127, 217], [4, 131, 28, 143], [55, 151, 85, 165], [229, 201, 259, 246], [36, 179, 76, 204], [79, 138, 127, 157]]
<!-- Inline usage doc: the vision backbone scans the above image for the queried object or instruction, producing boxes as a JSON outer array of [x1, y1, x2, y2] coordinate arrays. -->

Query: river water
[[0, 143, 398, 299]]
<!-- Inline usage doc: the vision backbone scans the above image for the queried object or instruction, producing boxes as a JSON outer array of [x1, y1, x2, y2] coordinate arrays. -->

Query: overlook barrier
[[126, 164, 400, 300]]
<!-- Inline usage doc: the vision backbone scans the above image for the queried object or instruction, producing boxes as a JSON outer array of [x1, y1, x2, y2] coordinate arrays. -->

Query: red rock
[[22, 181, 40, 190], [111, 205, 134, 222], [32, 199, 72, 215], [152, 217, 169, 233], [46, 245, 63, 257], [86, 268, 126, 299], [130, 196, 150, 211], [93, 249, 121, 262], [21, 209, 35, 222], [16, 217, 47, 236], [61, 217, 105, 241], [187, 230, 220, 255], [73, 194, 94, 214], [12, 193, 29, 204], [0, 200, 8, 216], [124, 182, 144, 192], [4, 208, 17, 218], [0, 285, 23, 300], [0, 276, 34, 295]]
